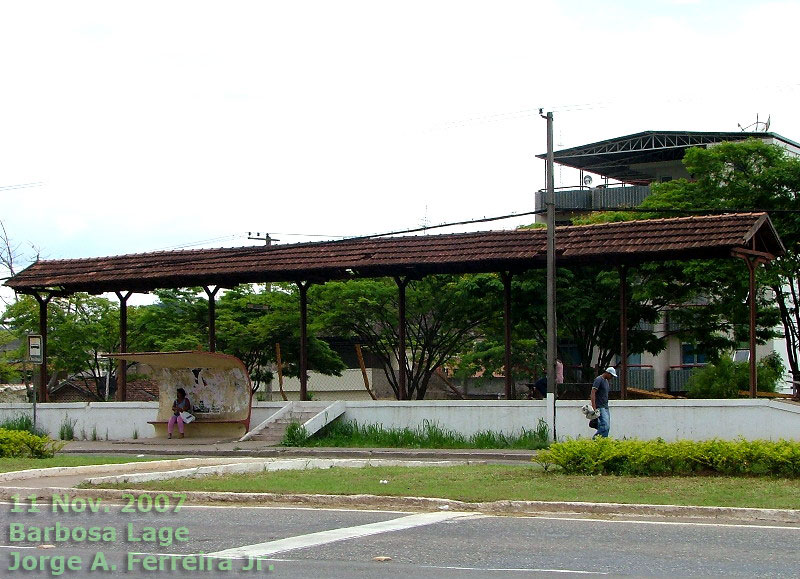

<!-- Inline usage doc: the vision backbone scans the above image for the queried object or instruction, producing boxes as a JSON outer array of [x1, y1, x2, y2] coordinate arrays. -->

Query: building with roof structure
[[535, 130, 800, 393], [535, 130, 800, 223]]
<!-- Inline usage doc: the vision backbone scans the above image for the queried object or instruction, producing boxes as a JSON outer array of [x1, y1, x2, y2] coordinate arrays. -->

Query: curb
[[0, 457, 268, 483], [61, 445, 537, 462], [1, 485, 797, 525]]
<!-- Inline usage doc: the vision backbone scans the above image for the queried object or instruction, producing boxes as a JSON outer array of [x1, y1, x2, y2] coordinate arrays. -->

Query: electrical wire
[[147, 204, 800, 254], [153, 234, 245, 251], [0, 182, 43, 192]]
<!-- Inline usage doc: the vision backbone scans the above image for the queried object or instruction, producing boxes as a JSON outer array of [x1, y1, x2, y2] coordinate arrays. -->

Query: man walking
[[591, 367, 616, 438]]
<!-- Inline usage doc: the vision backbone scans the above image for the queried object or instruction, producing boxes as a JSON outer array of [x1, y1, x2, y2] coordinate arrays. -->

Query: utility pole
[[540, 109, 557, 441], [248, 232, 276, 292], [247, 232, 275, 246]]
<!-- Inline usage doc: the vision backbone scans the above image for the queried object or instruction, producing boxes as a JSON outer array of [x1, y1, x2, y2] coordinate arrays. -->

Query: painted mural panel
[[145, 365, 250, 422]]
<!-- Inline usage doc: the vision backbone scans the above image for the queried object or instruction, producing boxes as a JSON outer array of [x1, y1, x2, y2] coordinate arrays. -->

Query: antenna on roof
[[737, 114, 771, 132]]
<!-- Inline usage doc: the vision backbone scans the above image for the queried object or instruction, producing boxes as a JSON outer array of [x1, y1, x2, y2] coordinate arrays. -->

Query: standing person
[[591, 367, 616, 438], [531, 359, 564, 399], [168, 388, 191, 439]]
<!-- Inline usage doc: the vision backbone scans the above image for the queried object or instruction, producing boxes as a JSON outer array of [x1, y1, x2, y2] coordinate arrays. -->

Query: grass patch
[[290, 418, 550, 450], [90, 464, 800, 509], [59, 415, 77, 441], [0, 454, 167, 473]]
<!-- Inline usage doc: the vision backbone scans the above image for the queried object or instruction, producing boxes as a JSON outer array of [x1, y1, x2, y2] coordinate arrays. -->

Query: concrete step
[[241, 402, 344, 445]]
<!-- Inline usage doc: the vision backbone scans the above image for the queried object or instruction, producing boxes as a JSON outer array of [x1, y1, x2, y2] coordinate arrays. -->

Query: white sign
[[28, 335, 43, 364]]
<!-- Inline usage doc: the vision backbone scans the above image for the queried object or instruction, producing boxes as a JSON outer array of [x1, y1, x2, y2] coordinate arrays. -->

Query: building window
[[681, 343, 707, 366], [615, 353, 642, 365], [733, 349, 750, 363]]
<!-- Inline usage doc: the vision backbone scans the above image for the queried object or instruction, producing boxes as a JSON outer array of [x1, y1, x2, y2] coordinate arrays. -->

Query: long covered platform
[[4, 212, 785, 402]]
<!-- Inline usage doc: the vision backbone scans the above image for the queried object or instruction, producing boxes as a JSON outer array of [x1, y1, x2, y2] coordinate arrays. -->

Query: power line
[[0, 182, 43, 192], [152, 234, 245, 251], [145, 205, 800, 254], [578, 207, 800, 214], [325, 210, 547, 243], [431, 81, 800, 133]]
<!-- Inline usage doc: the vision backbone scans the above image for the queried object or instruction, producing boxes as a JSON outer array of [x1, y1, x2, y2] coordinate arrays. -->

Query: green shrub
[[0, 413, 48, 437], [0, 428, 65, 458], [687, 353, 783, 398], [535, 438, 800, 477], [282, 422, 309, 446]]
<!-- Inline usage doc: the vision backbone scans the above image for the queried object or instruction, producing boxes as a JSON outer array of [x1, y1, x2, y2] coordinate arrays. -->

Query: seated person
[[167, 388, 191, 439]]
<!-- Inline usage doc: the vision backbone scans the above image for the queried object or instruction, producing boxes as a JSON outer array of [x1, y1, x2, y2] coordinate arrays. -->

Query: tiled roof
[[4, 213, 783, 295]]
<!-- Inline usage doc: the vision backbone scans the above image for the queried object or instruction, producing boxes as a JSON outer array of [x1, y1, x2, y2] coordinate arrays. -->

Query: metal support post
[[501, 272, 514, 400], [204, 286, 221, 352], [746, 258, 758, 398], [298, 281, 310, 401], [619, 265, 628, 400], [115, 291, 132, 401], [33, 293, 52, 403], [395, 276, 409, 400]]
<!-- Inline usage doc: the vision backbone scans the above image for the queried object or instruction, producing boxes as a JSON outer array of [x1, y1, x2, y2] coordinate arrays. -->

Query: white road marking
[[259, 558, 605, 574], [518, 514, 800, 531], [207, 511, 484, 559], [417, 564, 605, 574]]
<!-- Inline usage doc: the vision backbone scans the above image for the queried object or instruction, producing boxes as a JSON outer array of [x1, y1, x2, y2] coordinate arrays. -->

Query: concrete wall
[[1, 399, 798, 442], [342, 399, 800, 441], [0, 402, 159, 440]]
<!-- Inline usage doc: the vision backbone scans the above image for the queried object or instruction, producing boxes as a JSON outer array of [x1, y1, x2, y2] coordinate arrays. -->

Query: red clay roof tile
[[4, 213, 783, 295]]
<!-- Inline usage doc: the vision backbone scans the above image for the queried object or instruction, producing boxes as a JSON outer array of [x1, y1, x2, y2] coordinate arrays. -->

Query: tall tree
[[214, 283, 345, 393], [128, 288, 208, 353], [457, 266, 665, 383], [1, 294, 121, 399], [313, 275, 498, 400], [576, 139, 797, 367]]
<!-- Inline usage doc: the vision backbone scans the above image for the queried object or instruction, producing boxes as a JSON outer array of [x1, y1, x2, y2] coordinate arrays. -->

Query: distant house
[[49, 379, 102, 403]]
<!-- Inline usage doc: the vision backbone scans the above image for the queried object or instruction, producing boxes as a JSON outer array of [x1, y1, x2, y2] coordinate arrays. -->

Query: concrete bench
[[148, 416, 249, 439]]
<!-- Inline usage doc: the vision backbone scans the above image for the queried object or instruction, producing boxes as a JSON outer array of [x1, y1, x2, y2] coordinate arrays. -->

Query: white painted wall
[[1, 400, 798, 442], [0, 402, 159, 440], [342, 399, 800, 442]]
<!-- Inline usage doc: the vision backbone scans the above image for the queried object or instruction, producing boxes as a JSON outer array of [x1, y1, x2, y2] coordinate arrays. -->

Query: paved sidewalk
[[60, 438, 537, 463]]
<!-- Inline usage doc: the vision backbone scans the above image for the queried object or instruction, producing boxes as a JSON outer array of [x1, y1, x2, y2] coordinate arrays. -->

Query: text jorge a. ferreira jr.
[[127, 553, 274, 573]]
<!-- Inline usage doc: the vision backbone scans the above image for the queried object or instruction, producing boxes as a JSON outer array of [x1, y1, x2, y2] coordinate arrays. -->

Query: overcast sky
[[2, 0, 800, 274]]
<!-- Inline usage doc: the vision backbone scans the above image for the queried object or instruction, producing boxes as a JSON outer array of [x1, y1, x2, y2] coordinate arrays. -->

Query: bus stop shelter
[[4, 212, 784, 403]]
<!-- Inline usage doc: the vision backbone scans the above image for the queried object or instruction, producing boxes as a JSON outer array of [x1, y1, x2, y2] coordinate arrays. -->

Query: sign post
[[27, 335, 42, 429], [28, 334, 43, 365]]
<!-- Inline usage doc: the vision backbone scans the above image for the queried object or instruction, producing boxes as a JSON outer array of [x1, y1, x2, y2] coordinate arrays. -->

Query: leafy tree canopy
[[312, 275, 499, 399], [574, 139, 798, 365]]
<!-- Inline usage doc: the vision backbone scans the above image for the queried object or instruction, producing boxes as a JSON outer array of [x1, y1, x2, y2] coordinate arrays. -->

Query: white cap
[[605, 367, 618, 378]]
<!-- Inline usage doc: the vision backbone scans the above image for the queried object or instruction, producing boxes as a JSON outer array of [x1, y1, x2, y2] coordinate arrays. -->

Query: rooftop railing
[[536, 184, 652, 212]]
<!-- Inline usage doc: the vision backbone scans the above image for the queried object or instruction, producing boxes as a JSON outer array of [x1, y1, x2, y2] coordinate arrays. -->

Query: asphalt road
[[1, 498, 798, 578]]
